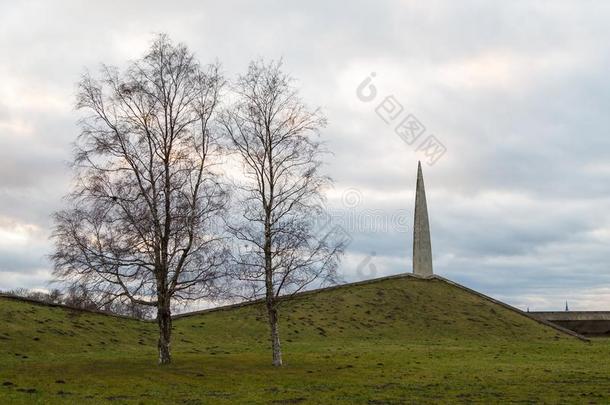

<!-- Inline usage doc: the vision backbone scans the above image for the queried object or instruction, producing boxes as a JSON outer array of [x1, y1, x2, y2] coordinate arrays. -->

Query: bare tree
[[52, 35, 228, 365], [3, 285, 152, 319], [3, 288, 64, 305], [222, 60, 346, 367], [61, 284, 97, 311]]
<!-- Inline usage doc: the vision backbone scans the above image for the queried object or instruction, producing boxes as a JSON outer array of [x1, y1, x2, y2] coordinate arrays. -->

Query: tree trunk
[[157, 302, 172, 365], [264, 201, 283, 367], [267, 303, 283, 367]]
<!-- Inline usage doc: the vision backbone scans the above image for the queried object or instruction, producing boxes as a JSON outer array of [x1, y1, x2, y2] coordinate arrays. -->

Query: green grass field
[[1, 276, 609, 404]]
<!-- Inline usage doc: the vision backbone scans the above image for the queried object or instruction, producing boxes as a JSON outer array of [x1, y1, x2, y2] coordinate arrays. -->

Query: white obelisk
[[413, 161, 433, 277]]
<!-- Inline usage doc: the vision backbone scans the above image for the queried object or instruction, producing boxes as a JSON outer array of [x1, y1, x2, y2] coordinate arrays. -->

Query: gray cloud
[[2, 1, 610, 310]]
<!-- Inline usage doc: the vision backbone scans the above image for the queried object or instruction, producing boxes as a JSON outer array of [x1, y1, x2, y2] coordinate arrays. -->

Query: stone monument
[[413, 161, 434, 277]]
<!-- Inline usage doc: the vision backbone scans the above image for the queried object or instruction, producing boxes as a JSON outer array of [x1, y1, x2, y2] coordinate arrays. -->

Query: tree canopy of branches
[[52, 35, 228, 365], [222, 60, 346, 367]]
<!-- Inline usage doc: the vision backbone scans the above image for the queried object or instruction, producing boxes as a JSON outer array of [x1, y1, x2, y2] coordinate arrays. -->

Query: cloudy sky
[[2, 0, 610, 310]]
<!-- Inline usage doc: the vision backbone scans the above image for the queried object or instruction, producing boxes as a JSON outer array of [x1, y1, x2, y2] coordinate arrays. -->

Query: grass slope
[[1, 276, 609, 404]]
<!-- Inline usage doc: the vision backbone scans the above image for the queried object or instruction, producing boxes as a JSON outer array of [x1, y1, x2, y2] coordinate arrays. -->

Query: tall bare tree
[[222, 60, 346, 367], [52, 35, 227, 365]]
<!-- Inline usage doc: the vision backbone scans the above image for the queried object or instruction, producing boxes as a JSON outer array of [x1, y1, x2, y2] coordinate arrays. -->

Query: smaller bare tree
[[52, 35, 228, 364], [222, 60, 346, 367]]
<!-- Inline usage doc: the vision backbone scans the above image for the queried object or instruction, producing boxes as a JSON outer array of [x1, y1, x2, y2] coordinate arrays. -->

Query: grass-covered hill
[[1, 275, 609, 404]]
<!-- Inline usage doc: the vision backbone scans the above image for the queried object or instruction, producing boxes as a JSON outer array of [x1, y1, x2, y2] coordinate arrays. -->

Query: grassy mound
[[0, 276, 608, 404]]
